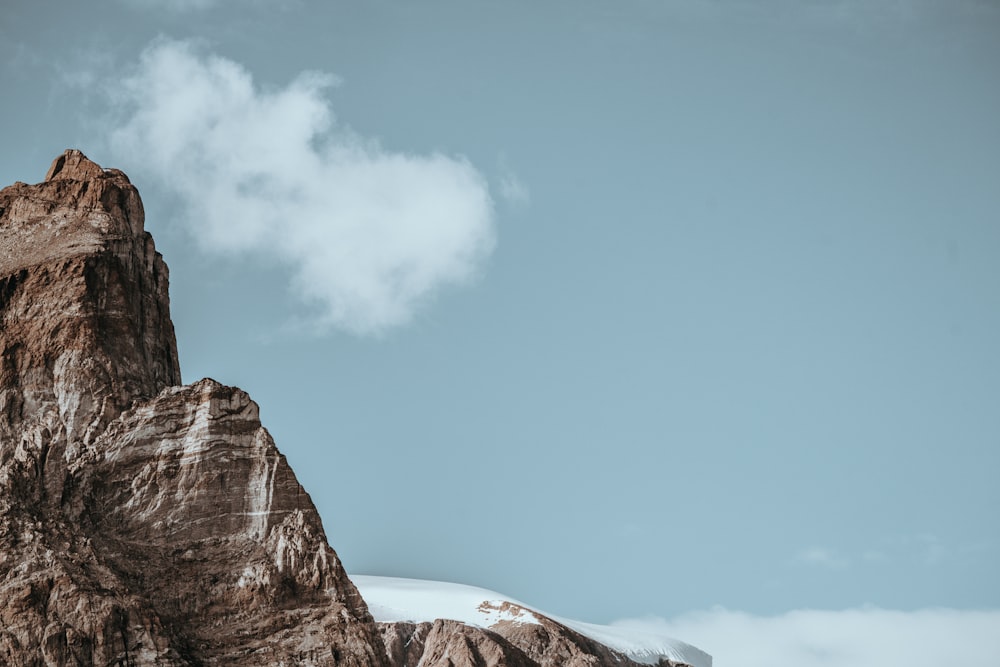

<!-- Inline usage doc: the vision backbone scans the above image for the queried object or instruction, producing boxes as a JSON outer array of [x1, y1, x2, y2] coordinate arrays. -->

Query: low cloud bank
[[109, 38, 495, 335], [614, 607, 1000, 667]]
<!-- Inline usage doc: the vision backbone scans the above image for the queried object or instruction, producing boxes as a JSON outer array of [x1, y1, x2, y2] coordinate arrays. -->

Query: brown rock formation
[[0, 149, 701, 667], [375, 613, 691, 667], [0, 150, 386, 666], [380, 620, 537, 667]]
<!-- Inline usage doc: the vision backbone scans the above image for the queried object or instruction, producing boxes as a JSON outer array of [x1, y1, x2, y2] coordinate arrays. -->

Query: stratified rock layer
[[0, 150, 386, 666]]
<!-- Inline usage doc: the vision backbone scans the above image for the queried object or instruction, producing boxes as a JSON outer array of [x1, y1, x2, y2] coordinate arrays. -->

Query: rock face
[[378, 618, 646, 667], [0, 150, 386, 666], [0, 150, 700, 667], [375, 610, 694, 667], [380, 620, 536, 667]]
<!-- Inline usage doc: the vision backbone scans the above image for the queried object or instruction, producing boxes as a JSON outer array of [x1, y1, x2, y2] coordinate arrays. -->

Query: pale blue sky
[[2, 0, 998, 647]]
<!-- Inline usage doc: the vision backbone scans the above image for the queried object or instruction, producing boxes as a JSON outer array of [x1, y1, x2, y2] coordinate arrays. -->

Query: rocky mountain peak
[[0, 150, 178, 452], [1, 148, 148, 276], [0, 151, 704, 666], [44, 148, 106, 182], [0, 151, 386, 666]]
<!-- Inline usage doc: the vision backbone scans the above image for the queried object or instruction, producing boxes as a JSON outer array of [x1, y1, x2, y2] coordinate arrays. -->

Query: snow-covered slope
[[351, 575, 712, 667]]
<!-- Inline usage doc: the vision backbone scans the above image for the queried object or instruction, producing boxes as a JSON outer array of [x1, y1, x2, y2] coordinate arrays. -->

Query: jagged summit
[[44, 148, 106, 182], [1, 149, 148, 277], [0, 149, 179, 442]]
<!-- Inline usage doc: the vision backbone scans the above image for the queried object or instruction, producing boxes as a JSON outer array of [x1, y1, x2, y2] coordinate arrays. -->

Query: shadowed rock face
[[0, 150, 386, 666]]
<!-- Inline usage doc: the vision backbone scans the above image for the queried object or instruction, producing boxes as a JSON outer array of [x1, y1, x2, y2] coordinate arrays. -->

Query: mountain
[[0, 150, 384, 665], [0, 150, 709, 667], [354, 576, 712, 667]]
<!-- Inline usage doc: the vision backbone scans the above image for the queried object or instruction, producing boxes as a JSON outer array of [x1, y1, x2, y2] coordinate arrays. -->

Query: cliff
[[0, 150, 385, 666]]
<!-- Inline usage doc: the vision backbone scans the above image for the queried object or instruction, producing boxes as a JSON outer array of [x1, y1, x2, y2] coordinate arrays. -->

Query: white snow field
[[351, 575, 712, 667]]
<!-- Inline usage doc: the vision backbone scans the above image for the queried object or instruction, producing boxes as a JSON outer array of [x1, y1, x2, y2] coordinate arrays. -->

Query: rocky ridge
[[376, 614, 683, 667], [0, 150, 701, 667]]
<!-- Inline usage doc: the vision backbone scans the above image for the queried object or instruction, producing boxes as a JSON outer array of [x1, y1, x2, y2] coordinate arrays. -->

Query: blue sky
[[2, 1, 998, 663]]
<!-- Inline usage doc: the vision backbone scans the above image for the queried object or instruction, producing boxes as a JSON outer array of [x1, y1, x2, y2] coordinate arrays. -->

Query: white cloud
[[615, 607, 1000, 667], [499, 171, 530, 206], [496, 155, 530, 206], [107, 38, 495, 335], [499, 173, 530, 206], [795, 546, 849, 569], [792, 534, 969, 570]]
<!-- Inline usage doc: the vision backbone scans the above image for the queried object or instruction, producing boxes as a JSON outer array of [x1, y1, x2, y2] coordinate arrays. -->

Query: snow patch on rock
[[352, 575, 711, 667]]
